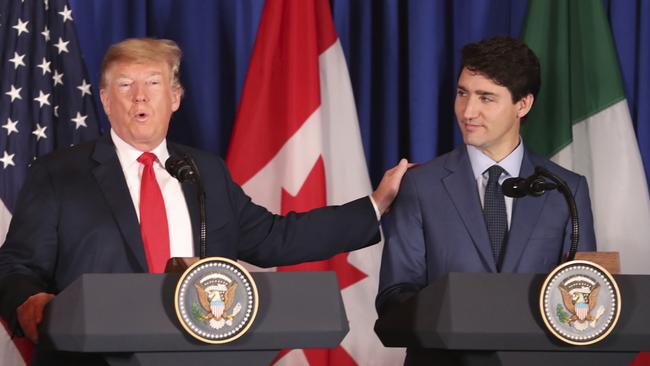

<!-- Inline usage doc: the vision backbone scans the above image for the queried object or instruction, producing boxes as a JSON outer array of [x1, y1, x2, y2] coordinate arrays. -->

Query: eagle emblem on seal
[[556, 275, 605, 331], [193, 276, 242, 329]]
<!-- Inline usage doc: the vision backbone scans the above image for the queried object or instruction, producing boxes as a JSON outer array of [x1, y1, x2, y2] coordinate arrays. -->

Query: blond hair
[[100, 38, 183, 93]]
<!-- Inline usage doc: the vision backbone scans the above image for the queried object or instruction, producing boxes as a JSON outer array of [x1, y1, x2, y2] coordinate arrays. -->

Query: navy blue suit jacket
[[376, 144, 596, 315], [0, 135, 379, 364]]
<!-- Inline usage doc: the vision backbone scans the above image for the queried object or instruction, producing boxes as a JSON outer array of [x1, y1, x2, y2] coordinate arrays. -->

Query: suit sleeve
[[0, 162, 58, 335], [214, 158, 381, 267], [375, 171, 427, 316], [563, 175, 597, 254]]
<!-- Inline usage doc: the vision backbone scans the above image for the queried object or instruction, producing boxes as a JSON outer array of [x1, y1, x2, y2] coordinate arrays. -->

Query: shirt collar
[[466, 139, 524, 180], [110, 129, 169, 168]]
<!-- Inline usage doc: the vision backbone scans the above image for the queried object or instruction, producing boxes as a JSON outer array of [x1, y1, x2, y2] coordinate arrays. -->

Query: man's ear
[[517, 94, 534, 119], [171, 86, 182, 112], [100, 89, 110, 116]]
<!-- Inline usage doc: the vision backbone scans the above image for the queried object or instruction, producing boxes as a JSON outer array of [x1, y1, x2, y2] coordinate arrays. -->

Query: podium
[[40, 272, 348, 366], [375, 273, 650, 366]]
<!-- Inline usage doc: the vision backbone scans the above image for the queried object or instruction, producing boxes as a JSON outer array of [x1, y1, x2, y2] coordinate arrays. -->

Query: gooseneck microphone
[[502, 166, 580, 262], [502, 175, 558, 198], [166, 154, 207, 259]]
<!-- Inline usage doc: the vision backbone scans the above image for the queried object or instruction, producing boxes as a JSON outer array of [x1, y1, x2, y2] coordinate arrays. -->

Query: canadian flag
[[226, 0, 404, 365]]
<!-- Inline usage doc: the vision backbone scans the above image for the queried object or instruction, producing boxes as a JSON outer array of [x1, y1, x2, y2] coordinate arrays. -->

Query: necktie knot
[[485, 165, 505, 185], [138, 152, 157, 167]]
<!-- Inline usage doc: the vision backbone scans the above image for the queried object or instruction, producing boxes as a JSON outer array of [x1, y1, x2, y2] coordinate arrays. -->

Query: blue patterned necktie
[[483, 165, 508, 270]]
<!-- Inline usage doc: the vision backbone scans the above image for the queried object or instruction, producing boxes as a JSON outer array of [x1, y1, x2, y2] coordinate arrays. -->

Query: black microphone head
[[527, 177, 549, 197], [502, 177, 528, 198], [165, 155, 196, 183], [528, 177, 558, 197]]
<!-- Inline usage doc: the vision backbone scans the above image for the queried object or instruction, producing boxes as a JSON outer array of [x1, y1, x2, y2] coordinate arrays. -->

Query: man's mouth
[[464, 121, 482, 129], [134, 111, 149, 121]]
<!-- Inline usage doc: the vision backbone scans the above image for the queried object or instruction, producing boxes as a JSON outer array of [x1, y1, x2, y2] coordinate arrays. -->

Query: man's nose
[[132, 83, 148, 103], [462, 98, 479, 120]]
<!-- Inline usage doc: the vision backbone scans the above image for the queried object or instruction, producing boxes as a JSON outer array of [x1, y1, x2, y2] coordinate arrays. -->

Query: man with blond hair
[[0, 38, 408, 365]]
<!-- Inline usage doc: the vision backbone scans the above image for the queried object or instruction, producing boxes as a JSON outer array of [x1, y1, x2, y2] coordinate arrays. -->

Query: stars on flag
[[70, 112, 87, 129], [53, 37, 69, 54], [1, 0, 100, 212], [2, 118, 19, 136], [33, 91, 51, 108], [41, 26, 50, 41], [12, 18, 29, 36], [9, 52, 26, 70], [5, 85, 22, 102], [53, 70, 64, 86], [37, 58, 52, 75], [58, 5, 73, 22], [0, 151, 16, 169], [32, 124, 48, 141], [77, 79, 91, 96]]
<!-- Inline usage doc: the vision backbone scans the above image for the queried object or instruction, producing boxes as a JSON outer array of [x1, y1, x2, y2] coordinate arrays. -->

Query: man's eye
[[456, 90, 467, 97], [480, 96, 492, 103]]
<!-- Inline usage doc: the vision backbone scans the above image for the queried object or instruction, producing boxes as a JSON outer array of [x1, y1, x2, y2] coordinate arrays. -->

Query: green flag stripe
[[520, 0, 626, 157]]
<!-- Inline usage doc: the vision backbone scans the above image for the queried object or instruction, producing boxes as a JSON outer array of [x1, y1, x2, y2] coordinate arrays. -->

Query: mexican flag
[[226, 0, 404, 364], [521, 0, 650, 275]]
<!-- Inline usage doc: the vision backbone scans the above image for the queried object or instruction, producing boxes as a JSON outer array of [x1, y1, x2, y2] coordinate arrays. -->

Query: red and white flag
[[226, 0, 404, 364]]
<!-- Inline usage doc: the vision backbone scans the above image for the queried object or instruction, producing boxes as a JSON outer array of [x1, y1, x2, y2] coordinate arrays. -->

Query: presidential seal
[[175, 257, 259, 344], [539, 260, 621, 346]]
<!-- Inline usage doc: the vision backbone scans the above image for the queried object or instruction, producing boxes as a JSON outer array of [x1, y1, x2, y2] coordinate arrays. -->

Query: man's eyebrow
[[455, 85, 498, 97], [475, 90, 497, 97], [115, 71, 163, 78]]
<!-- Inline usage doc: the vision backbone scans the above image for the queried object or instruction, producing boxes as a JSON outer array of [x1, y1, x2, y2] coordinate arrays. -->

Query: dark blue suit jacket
[[376, 144, 596, 316], [0, 135, 379, 365]]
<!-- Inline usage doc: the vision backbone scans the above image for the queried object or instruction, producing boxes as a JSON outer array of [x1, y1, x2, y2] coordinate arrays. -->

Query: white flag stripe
[[0, 330, 25, 366], [241, 107, 323, 213], [552, 100, 650, 274], [319, 40, 405, 365], [319, 40, 373, 202], [0, 203, 12, 246]]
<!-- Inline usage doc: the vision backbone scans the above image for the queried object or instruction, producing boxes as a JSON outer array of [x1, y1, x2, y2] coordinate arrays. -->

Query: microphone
[[502, 166, 581, 262], [502, 175, 557, 198], [165, 155, 199, 183]]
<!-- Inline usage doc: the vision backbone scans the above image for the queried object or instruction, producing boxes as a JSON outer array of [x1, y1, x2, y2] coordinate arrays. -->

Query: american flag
[[0, 0, 99, 364]]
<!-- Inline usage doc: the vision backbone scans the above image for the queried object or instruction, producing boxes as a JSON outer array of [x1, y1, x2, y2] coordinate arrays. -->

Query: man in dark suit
[[0, 38, 408, 364], [376, 36, 596, 363]]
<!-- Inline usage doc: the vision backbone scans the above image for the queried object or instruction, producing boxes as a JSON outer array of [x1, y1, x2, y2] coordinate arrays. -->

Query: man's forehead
[[107, 60, 170, 77], [457, 69, 509, 95]]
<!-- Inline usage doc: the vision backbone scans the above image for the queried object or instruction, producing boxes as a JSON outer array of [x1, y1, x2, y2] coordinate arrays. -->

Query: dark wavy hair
[[460, 36, 541, 103]]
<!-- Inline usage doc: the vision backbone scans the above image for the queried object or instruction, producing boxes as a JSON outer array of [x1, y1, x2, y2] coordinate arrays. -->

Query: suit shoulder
[[526, 149, 585, 187], [168, 142, 223, 163], [404, 149, 458, 181], [31, 139, 97, 169], [167, 142, 231, 178]]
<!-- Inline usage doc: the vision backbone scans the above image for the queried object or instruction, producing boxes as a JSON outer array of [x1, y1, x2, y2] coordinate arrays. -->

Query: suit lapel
[[501, 148, 548, 272], [442, 147, 496, 272], [91, 135, 148, 272]]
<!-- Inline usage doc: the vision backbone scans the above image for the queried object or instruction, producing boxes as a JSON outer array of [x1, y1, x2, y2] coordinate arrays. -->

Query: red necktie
[[137, 152, 170, 273]]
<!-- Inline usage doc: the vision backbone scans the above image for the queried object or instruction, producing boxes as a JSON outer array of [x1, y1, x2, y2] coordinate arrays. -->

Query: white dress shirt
[[111, 129, 194, 257], [466, 141, 524, 228]]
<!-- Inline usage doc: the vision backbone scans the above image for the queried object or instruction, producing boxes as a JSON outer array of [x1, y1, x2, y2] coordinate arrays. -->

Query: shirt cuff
[[368, 195, 382, 220]]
